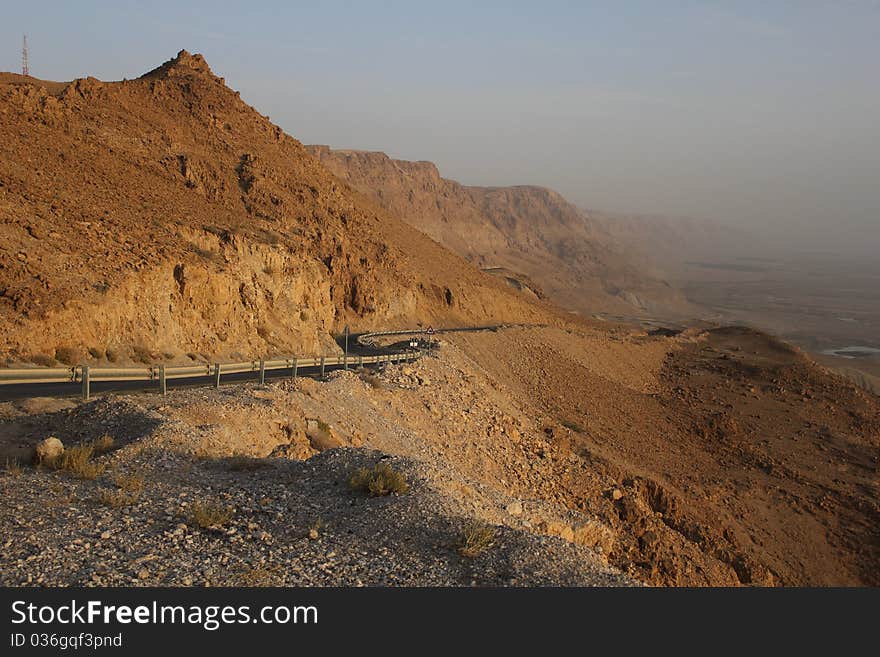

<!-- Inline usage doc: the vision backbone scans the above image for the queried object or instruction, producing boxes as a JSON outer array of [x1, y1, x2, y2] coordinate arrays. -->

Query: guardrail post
[[159, 364, 167, 396], [357, 354, 363, 369], [292, 357, 298, 379], [320, 356, 325, 379], [259, 359, 266, 386], [214, 363, 221, 389], [81, 366, 90, 401], [343, 352, 348, 371]]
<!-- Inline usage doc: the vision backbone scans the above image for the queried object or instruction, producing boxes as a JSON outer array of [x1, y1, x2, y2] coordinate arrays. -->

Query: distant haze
[[4, 1, 878, 257]]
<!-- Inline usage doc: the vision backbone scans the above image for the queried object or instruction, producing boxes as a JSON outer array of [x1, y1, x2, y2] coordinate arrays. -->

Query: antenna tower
[[22, 35, 29, 76]]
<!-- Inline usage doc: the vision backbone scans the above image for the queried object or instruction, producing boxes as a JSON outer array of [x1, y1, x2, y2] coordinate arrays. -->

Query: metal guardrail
[[0, 349, 420, 400]]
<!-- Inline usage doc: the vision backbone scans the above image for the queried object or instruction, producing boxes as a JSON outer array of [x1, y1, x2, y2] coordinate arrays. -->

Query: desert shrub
[[54, 346, 81, 365], [132, 345, 154, 364], [88, 347, 106, 360], [457, 522, 496, 558], [30, 354, 57, 367], [561, 419, 585, 433], [55, 347, 85, 365], [349, 462, 409, 497], [190, 501, 234, 528], [262, 265, 276, 276], [105, 349, 120, 363]]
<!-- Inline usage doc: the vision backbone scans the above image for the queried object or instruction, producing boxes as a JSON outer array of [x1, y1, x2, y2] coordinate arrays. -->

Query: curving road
[[0, 325, 512, 402]]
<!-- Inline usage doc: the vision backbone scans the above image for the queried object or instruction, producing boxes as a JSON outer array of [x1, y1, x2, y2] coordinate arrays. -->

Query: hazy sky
[[4, 1, 879, 255]]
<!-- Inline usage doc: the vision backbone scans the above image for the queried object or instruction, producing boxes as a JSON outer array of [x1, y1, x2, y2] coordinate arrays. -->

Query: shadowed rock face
[[0, 51, 546, 366], [306, 145, 691, 317]]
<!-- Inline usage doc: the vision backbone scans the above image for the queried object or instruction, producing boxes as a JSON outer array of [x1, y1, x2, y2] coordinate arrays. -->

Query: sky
[[3, 1, 879, 256]]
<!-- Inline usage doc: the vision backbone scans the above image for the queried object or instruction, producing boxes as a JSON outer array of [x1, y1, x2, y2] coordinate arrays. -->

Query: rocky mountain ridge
[[307, 145, 690, 317], [0, 51, 545, 366]]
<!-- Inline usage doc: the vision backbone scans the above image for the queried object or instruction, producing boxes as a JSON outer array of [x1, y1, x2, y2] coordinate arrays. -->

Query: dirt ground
[[447, 324, 880, 586]]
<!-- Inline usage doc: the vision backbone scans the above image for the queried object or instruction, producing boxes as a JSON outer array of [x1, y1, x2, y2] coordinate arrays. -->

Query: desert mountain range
[[0, 51, 548, 366], [307, 145, 694, 316]]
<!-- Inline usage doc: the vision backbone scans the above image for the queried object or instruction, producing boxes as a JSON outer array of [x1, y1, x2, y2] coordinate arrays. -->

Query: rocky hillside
[[0, 52, 545, 367], [307, 146, 689, 317]]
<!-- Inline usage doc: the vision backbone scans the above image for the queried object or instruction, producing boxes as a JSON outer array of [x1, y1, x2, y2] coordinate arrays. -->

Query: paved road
[[0, 325, 512, 402]]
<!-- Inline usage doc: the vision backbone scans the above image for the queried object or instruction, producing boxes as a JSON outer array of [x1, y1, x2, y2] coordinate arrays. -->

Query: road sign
[[426, 326, 435, 335]]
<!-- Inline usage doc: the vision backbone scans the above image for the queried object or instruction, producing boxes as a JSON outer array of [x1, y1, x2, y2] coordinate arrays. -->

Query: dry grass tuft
[[91, 435, 115, 455], [190, 501, 234, 528], [96, 488, 135, 508], [96, 472, 145, 507], [3, 458, 23, 477], [349, 462, 409, 497], [113, 472, 145, 494], [457, 522, 496, 558], [55, 444, 106, 480]]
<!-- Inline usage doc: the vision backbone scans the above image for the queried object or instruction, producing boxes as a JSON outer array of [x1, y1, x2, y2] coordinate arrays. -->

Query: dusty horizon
[[5, 2, 878, 257]]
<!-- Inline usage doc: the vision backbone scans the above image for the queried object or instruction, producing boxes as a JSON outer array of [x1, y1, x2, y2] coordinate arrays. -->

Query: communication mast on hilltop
[[21, 34, 29, 76]]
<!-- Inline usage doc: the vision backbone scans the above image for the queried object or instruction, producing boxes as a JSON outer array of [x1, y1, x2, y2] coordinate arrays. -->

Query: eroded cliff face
[[0, 52, 545, 366], [307, 146, 690, 317]]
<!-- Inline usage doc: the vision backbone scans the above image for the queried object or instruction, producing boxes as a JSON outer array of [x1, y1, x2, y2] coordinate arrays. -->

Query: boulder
[[34, 436, 64, 464]]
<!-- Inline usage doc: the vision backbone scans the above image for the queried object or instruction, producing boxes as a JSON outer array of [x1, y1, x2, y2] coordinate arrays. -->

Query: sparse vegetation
[[105, 349, 120, 363], [96, 487, 135, 508], [91, 435, 115, 455], [561, 419, 585, 433], [96, 471, 144, 507], [54, 346, 80, 365], [3, 458, 23, 477], [132, 345, 154, 364], [457, 522, 496, 558], [349, 462, 409, 496], [190, 500, 234, 528], [30, 353, 57, 367], [55, 443, 106, 480], [113, 472, 145, 495], [88, 347, 106, 360]]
